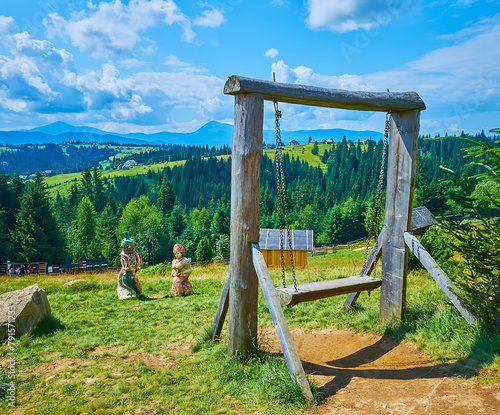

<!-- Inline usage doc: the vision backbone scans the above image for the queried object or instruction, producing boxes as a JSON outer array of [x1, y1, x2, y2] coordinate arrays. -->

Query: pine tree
[[66, 183, 81, 223], [311, 142, 319, 156], [196, 236, 214, 264], [92, 167, 106, 214], [168, 206, 186, 240], [80, 168, 93, 201], [70, 197, 102, 261], [12, 173, 66, 263], [98, 204, 120, 267], [0, 210, 11, 263], [157, 178, 176, 217]]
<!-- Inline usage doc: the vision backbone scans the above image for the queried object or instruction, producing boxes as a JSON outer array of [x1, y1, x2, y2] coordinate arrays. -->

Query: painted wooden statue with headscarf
[[171, 244, 193, 296], [117, 231, 143, 299]]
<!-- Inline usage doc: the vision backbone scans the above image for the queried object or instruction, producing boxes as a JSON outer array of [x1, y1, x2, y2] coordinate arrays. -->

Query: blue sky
[[0, 0, 499, 136]]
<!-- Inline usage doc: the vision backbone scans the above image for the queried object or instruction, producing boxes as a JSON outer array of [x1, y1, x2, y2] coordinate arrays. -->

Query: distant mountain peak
[[1, 121, 384, 147]]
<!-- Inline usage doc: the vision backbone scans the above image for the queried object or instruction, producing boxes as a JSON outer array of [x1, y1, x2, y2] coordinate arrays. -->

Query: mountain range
[[0, 121, 384, 147]]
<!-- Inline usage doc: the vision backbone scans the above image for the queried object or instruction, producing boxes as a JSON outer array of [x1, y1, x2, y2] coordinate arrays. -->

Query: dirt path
[[260, 327, 500, 414]]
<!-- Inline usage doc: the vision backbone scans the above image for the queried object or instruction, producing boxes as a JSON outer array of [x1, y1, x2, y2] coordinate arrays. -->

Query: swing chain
[[361, 114, 390, 276], [274, 99, 298, 291]]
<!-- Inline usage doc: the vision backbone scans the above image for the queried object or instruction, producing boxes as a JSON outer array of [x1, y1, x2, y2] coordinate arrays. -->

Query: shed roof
[[411, 206, 437, 231], [259, 229, 314, 251]]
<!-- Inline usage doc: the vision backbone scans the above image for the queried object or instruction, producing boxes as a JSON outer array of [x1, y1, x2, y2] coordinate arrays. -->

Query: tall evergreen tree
[[168, 205, 186, 240], [92, 167, 106, 214], [69, 197, 101, 261], [157, 178, 176, 217], [12, 173, 66, 264], [98, 203, 120, 267], [80, 168, 93, 201], [0, 210, 11, 263]]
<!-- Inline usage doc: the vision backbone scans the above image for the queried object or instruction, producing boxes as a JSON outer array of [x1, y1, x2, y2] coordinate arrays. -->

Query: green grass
[[264, 143, 329, 171], [44, 161, 184, 197], [1, 251, 498, 413], [44, 155, 231, 197]]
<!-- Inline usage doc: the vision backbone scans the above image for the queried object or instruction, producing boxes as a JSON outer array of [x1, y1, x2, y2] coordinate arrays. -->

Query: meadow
[[1, 247, 499, 414], [263, 143, 329, 172]]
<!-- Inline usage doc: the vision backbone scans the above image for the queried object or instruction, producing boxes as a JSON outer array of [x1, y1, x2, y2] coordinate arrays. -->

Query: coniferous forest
[[0, 133, 497, 268]]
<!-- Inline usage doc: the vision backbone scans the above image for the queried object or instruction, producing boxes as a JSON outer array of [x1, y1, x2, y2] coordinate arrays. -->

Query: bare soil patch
[[260, 327, 500, 414], [125, 352, 178, 370]]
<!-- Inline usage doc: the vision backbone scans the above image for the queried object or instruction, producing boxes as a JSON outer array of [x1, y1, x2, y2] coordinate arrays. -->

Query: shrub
[[420, 225, 456, 263], [215, 235, 230, 259], [196, 237, 214, 264], [438, 135, 500, 329]]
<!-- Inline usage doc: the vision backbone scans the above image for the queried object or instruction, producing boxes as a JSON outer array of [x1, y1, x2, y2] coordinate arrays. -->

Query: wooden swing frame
[[210, 75, 471, 400]]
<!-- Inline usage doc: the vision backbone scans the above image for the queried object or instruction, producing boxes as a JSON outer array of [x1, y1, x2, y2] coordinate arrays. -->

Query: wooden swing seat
[[275, 276, 382, 306]]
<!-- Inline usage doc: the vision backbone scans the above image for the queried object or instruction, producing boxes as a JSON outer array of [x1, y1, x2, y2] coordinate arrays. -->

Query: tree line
[[0, 143, 116, 175], [0, 133, 496, 269]]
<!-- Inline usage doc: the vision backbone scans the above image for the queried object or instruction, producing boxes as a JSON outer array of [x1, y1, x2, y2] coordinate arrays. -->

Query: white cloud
[[0, 30, 84, 113], [305, 0, 420, 33], [0, 25, 229, 128], [264, 48, 279, 59], [163, 54, 190, 67], [119, 59, 148, 69], [111, 94, 153, 121], [193, 8, 226, 28], [271, 60, 290, 83], [44, 0, 196, 59], [0, 16, 17, 34]]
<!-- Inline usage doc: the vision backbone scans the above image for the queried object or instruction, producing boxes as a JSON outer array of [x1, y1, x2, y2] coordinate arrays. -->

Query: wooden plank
[[251, 243, 314, 401], [211, 271, 231, 341], [344, 227, 386, 308], [227, 93, 263, 358], [404, 232, 477, 325], [276, 276, 382, 306], [380, 110, 420, 322], [224, 76, 426, 112]]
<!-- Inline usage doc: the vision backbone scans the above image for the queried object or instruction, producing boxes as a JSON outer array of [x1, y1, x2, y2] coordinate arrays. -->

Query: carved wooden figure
[[117, 232, 143, 299], [171, 244, 193, 296]]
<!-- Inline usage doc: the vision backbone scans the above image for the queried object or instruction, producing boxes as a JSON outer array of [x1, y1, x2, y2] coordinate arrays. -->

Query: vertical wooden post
[[380, 110, 420, 322], [228, 93, 264, 357]]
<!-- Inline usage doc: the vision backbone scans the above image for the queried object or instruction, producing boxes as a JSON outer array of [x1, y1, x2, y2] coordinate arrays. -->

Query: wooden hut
[[259, 229, 313, 269], [411, 206, 437, 236]]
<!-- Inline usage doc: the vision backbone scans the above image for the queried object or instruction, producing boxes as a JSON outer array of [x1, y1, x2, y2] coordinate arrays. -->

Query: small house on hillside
[[42, 170, 53, 177], [259, 228, 313, 269], [123, 160, 138, 168], [288, 139, 300, 146], [321, 139, 334, 144]]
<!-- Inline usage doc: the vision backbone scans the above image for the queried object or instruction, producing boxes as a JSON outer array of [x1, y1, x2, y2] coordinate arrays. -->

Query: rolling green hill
[[264, 143, 330, 171]]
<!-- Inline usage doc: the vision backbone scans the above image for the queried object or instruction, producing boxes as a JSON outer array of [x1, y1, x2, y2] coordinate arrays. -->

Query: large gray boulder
[[0, 284, 51, 340]]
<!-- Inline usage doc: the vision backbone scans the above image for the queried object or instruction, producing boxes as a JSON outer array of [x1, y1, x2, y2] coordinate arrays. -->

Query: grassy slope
[[45, 155, 232, 197], [43, 144, 328, 197], [264, 143, 330, 172], [1, 249, 498, 414], [45, 161, 186, 197]]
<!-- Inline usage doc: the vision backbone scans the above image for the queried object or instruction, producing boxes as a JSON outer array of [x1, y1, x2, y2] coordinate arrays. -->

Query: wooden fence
[[312, 237, 369, 256]]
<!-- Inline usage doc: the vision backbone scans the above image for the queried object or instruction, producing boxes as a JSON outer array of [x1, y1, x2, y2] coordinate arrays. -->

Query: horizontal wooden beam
[[224, 76, 426, 112]]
